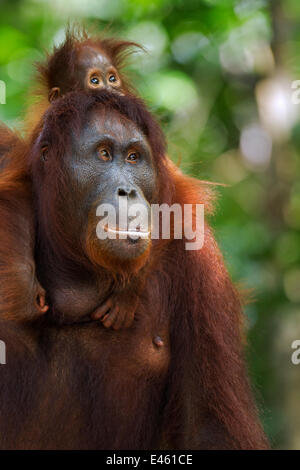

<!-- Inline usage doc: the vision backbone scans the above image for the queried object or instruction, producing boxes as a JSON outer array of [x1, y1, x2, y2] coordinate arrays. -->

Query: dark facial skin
[[67, 108, 156, 259], [39, 108, 157, 329], [49, 45, 124, 102]]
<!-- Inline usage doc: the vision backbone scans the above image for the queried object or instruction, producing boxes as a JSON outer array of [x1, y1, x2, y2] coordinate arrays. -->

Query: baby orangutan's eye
[[98, 148, 112, 162], [108, 74, 117, 83], [90, 76, 100, 85]]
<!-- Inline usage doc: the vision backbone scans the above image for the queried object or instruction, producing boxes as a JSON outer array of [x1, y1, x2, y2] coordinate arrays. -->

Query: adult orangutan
[[0, 124, 16, 166], [0, 90, 269, 449]]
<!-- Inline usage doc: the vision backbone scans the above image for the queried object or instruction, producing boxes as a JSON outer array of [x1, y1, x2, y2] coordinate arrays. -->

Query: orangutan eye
[[126, 152, 139, 164], [41, 146, 48, 162], [108, 74, 117, 83], [98, 148, 112, 161], [90, 76, 100, 85]]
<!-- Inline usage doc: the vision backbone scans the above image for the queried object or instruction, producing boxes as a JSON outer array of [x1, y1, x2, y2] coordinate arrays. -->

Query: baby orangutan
[[0, 28, 150, 329], [27, 28, 139, 130], [0, 126, 48, 321], [33, 30, 148, 329]]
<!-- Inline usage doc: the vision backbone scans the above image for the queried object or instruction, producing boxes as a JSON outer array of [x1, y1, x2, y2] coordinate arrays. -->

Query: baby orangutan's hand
[[35, 282, 49, 316], [91, 292, 139, 330]]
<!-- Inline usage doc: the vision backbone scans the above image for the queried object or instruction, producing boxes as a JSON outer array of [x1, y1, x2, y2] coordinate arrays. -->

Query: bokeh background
[[1, 0, 300, 449]]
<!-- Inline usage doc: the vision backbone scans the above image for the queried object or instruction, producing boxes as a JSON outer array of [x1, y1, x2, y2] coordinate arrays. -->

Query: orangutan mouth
[[103, 225, 150, 239]]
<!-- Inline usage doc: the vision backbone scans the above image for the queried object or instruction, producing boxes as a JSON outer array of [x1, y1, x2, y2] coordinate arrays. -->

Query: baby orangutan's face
[[48, 44, 125, 102], [76, 45, 124, 94]]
